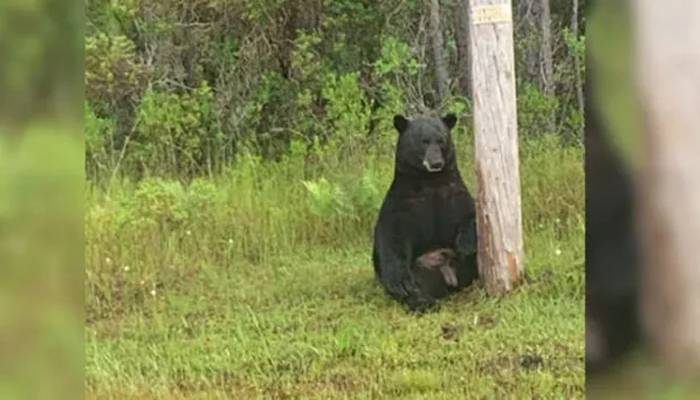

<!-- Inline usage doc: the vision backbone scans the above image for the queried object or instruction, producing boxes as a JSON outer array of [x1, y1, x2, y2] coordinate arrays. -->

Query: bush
[[121, 178, 188, 229], [85, 102, 118, 180], [322, 72, 371, 152], [129, 82, 221, 176], [517, 83, 560, 137], [85, 33, 147, 113], [302, 167, 383, 221]]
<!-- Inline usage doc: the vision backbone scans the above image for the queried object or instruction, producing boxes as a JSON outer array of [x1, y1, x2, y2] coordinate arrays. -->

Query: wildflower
[[105, 257, 112, 265], [555, 249, 562, 256], [186, 230, 192, 236], [150, 289, 156, 297], [123, 265, 130, 272], [228, 238, 234, 245]]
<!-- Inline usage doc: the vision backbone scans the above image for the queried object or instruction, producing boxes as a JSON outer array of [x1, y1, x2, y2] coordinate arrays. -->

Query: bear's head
[[393, 113, 458, 174]]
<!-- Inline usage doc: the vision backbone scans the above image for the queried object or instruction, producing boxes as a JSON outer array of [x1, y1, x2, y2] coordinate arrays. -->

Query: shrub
[[517, 83, 560, 137]]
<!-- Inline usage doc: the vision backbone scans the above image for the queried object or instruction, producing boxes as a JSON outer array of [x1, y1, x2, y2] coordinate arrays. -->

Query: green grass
[[85, 135, 584, 398]]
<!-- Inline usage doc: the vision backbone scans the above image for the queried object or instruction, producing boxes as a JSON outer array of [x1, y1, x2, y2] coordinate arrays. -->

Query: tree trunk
[[572, 0, 584, 117], [635, 0, 700, 374], [468, 0, 524, 295], [517, 0, 554, 97], [454, 0, 472, 98], [539, 0, 554, 97], [517, 0, 539, 84], [429, 0, 449, 105]]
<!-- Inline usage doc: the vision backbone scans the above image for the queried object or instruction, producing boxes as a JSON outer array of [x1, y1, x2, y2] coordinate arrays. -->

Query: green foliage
[[563, 28, 586, 75], [520, 134, 584, 237], [558, 28, 586, 142], [375, 37, 422, 78], [125, 82, 221, 176], [85, 102, 117, 179], [291, 32, 325, 83], [353, 168, 384, 215], [85, 33, 147, 112], [122, 178, 189, 229], [322, 1, 384, 73], [513, 7, 586, 141], [518, 83, 560, 137], [302, 168, 383, 220], [83, 1, 584, 179], [242, 0, 285, 22], [184, 178, 221, 218], [369, 37, 422, 145], [303, 177, 355, 218], [322, 72, 371, 149]]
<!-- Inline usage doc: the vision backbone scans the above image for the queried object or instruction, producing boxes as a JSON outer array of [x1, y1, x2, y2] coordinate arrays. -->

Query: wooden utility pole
[[635, 0, 700, 374], [468, 0, 524, 295]]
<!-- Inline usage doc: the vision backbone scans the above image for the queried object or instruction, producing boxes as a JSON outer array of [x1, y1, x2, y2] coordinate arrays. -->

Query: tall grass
[[85, 134, 584, 398], [85, 132, 582, 325]]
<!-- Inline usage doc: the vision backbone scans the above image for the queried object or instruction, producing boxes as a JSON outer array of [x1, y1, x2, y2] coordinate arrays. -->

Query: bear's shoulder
[[389, 171, 468, 195]]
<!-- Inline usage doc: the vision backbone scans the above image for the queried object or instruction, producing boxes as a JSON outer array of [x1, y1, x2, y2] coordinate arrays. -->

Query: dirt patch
[[440, 322, 462, 341], [519, 353, 544, 369]]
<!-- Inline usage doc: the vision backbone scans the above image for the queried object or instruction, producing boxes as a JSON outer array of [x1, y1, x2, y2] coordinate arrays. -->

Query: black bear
[[372, 113, 478, 311]]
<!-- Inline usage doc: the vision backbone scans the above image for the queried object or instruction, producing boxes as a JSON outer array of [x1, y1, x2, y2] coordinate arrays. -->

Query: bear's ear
[[393, 115, 409, 134], [442, 113, 457, 130]]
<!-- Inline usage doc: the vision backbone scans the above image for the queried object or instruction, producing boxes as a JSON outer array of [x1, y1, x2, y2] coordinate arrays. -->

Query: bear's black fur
[[372, 113, 478, 311]]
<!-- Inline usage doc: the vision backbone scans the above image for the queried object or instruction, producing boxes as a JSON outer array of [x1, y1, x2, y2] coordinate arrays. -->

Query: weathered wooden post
[[635, 0, 700, 374], [468, 0, 524, 295]]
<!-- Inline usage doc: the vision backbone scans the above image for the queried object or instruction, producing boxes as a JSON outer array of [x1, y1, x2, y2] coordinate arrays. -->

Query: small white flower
[[150, 289, 156, 297], [555, 218, 561, 224], [140, 280, 145, 286], [555, 249, 562, 256], [228, 238, 234, 245], [123, 265, 130, 272], [186, 230, 192, 236], [105, 257, 112, 265]]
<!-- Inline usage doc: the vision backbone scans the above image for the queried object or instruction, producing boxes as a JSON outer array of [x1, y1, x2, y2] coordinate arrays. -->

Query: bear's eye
[[422, 139, 430, 145]]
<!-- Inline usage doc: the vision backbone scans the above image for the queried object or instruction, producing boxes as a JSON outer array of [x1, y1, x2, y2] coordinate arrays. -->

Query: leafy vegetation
[[85, 0, 584, 180]]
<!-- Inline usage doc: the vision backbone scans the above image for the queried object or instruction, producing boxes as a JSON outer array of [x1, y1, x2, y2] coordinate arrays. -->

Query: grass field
[[85, 135, 584, 398]]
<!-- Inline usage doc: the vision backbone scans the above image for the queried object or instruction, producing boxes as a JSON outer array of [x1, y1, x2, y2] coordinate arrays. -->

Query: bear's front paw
[[406, 295, 437, 313], [384, 280, 409, 298]]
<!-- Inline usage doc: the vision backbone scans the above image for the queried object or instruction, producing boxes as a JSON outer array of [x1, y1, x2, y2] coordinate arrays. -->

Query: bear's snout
[[423, 145, 445, 172]]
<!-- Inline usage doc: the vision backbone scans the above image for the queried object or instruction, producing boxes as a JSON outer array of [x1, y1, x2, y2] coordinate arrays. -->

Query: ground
[[86, 230, 583, 399]]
